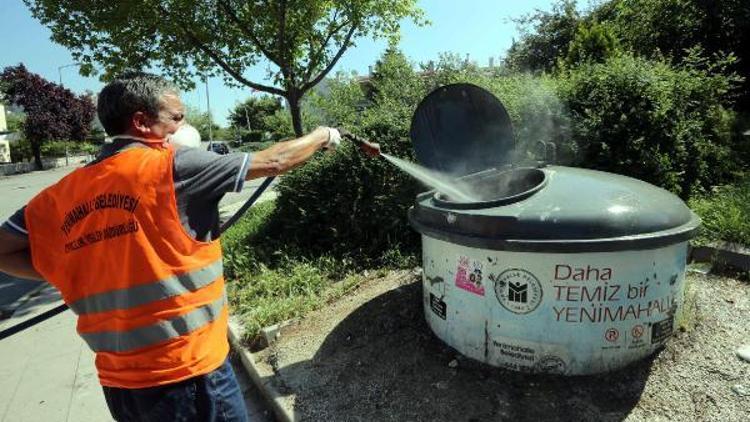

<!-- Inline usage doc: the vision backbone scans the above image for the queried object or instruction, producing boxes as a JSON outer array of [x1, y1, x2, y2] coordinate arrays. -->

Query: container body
[[422, 235, 689, 375]]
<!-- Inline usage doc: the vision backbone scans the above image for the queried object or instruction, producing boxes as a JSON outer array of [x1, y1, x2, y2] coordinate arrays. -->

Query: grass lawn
[[689, 177, 750, 247], [222, 200, 397, 341]]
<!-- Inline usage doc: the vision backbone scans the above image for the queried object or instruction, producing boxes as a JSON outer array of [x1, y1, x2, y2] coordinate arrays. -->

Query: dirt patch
[[249, 269, 749, 421]]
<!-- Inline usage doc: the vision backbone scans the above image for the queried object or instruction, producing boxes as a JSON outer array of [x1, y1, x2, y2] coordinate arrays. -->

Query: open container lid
[[407, 84, 701, 252], [410, 83, 515, 177]]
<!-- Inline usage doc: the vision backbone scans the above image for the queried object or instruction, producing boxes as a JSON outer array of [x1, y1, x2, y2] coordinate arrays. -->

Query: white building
[[0, 103, 20, 163]]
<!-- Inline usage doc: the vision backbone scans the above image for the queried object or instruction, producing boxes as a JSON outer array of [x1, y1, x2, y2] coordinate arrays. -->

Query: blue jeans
[[102, 358, 250, 422]]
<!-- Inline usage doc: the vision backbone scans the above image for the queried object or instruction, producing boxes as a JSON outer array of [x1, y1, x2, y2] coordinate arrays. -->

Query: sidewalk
[[0, 187, 278, 422], [0, 285, 274, 422]]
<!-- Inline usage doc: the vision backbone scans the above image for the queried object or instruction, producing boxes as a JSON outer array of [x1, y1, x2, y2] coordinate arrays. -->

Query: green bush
[[41, 140, 98, 157], [689, 178, 750, 246], [558, 53, 739, 198], [9, 138, 33, 162]]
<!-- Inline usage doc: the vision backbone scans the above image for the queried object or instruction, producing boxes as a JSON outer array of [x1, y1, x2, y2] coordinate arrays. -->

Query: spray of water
[[381, 153, 481, 202]]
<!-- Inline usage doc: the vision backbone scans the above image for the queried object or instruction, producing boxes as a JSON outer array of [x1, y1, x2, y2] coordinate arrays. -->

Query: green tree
[[184, 104, 219, 141], [228, 95, 283, 135], [605, 0, 750, 108], [504, 0, 581, 72], [5, 110, 26, 132], [25, 0, 426, 136], [564, 21, 621, 66], [0, 64, 95, 169]]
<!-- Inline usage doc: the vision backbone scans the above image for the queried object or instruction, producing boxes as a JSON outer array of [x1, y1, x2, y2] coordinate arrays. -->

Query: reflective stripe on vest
[[81, 293, 226, 353], [68, 259, 223, 315]]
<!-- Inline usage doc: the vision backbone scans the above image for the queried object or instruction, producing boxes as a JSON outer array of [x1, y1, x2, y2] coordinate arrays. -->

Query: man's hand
[[323, 127, 342, 151]]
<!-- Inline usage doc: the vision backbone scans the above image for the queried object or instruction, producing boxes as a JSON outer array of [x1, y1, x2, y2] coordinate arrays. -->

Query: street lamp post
[[57, 63, 80, 86], [57, 62, 81, 166]]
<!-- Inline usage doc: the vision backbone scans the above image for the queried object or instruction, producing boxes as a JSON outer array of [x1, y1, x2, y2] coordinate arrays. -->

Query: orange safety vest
[[25, 145, 229, 388]]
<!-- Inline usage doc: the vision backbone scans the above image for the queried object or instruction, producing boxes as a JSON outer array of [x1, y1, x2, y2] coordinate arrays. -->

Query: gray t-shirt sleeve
[[2, 206, 28, 238], [172, 148, 251, 241], [173, 148, 251, 198]]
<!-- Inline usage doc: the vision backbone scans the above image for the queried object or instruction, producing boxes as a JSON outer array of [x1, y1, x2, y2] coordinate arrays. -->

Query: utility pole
[[204, 76, 213, 142]]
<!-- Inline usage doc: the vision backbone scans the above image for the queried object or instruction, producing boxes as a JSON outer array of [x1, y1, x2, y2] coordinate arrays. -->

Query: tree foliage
[[504, 0, 581, 73], [25, 0, 426, 136], [563, 20, 621, 67], [228, 95, 283, 134], [0, 64, 95, 169], [263, 48, 573, 266], [504, 0, 750, 107], [558, 53, 739, 198], [606, 0, 750, 107], [184, 104, 220, 141]]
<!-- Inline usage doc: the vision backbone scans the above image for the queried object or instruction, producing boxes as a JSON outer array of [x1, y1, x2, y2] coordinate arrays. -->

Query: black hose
[[220, 176, 275, 233], [0, 302, 69, 341], [0, 176, 276, 341]]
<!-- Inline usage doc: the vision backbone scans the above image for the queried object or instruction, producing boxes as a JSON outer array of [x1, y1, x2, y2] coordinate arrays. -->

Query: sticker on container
[[628, 324, 647, 349], [651, 316, 674, 344], [489, 335, 569, 374], [429, 293, 447, 320], [455, 255, 485, 296], [494, 268, 543, 314], [534, 355, 567, 374]]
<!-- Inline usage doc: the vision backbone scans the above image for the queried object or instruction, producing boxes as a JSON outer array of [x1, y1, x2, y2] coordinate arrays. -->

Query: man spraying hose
[[0, 72, 377, 421]]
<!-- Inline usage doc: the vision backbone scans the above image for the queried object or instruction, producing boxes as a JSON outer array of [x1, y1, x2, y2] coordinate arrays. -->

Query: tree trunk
[[32, 141, 43, 170], [287, 95, 304, 137]]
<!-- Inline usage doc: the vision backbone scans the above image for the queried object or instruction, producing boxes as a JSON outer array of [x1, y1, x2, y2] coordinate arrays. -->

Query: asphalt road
[[0, 159, 276, 316]]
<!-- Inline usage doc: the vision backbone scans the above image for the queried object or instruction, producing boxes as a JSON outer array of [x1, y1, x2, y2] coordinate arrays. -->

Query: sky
[[0, 0, 568, 128]]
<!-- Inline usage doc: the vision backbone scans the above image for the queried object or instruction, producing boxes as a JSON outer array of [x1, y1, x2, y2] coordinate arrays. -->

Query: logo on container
[[494, 269, 543, 314]]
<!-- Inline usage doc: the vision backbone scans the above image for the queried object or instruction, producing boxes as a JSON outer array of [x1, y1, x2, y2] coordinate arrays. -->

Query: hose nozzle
[[341, 131, 381, 157]]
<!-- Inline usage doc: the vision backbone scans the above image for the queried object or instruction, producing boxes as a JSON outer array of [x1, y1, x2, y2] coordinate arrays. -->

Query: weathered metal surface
[[421, 236, 689, 375]]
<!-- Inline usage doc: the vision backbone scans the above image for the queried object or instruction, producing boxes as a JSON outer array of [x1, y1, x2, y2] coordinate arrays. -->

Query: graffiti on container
[[455, 255, 485, 296], [494, 269, 543, 314]]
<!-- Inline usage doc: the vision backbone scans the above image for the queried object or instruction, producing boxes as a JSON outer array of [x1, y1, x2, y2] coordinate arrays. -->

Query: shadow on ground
[[271, 281, 654, 421]]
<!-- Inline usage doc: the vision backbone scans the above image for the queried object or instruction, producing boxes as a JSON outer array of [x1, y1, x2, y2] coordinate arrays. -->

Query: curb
[[689, 242, 750, 272], [228, 318, 295, 422]]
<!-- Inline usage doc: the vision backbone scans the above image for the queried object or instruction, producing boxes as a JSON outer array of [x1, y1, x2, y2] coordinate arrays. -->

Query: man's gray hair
[[97, 72, 178, 135]]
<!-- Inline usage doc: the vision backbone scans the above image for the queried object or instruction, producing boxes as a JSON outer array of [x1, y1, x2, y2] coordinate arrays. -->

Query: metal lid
[[410, 83, 515, 176], [409, 166, 701, 252]]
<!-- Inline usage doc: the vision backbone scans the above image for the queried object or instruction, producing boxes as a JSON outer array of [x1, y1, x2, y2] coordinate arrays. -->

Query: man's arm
[[0, 228, 44, 281], [245, 126, 333, 180]]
